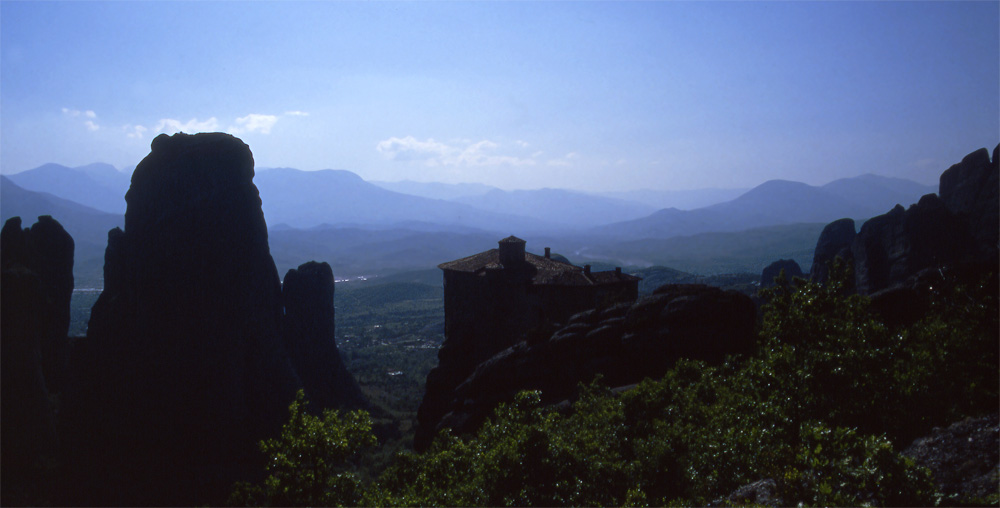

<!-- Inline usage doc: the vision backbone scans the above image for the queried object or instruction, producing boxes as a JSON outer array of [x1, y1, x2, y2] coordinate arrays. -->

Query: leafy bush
[[229, 390, 376, 507], [235, 265, 997, 506]]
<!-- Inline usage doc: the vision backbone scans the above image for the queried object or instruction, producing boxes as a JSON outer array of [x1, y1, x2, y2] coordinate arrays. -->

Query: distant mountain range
[[598, 187, 750, 210], [1, 162, 937, 284], [595, 175, 935, 239], [0, 176, 124, 285], [254, 168, 554, 232], [450, 188, 657, 228], [6, 163, 131, 214], [6, 163, 935, 235], [373, 179, 752, 213], [370, 179, 498, 201]]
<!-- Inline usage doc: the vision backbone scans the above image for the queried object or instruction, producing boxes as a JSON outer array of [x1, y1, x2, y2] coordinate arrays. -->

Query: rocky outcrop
[[816, 145, 999, 296], [62, 133, 303, 505], [282, 261, 366, 411], [851, 194, 973, 295], [939, 146, 999, 263], [760, 259, 803, 287], [810, 218, 855, 284], [422, 284, 756, 446], [808, 146, 998, 296], [1, 215, 75, 391], [1, 215, 74, 503], [903, 413, 999, 504]]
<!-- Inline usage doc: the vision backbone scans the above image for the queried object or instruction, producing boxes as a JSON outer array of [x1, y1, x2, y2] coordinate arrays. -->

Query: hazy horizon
[[2, 1, 997, 192], [4, 160, 944, 194]]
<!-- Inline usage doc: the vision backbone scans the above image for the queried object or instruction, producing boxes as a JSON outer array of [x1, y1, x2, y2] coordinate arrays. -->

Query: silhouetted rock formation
[[424, 284, 756, 445], [282, 261, 367, 411], [62, 133, 303, 506], [852, 194, 973, 295], [809, 145, 998, 297], [1, 215, 74, 504], [759, 259, 803, 287], [939, 146, 999, 264], [809, 218, 855, 284], [1, 215, 75, 391]]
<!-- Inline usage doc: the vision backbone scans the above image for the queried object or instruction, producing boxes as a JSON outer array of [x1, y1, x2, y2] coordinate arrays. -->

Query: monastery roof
[[439, 249, 641, 286]]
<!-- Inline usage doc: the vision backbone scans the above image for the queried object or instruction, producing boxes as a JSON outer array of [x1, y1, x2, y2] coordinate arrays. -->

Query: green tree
[[229, 390, 377, 507], [236, 264, 995, 506]]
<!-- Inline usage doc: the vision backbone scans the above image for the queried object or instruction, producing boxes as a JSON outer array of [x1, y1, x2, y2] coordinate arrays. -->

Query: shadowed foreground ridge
[[1, 215, 74, 504], [62, 133, 303, 505]]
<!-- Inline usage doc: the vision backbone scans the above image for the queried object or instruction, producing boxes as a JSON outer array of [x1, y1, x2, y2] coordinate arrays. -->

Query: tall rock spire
[[63, 133, 302, 505]]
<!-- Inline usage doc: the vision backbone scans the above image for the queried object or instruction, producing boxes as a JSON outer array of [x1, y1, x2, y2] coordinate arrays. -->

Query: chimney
[[584, 264, 591, 275], [544, 247, 551, 259], [498, 236, 526, 267]]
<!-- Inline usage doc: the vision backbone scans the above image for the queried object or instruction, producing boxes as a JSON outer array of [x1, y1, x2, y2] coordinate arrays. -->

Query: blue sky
[[1, 1, 997, 191]]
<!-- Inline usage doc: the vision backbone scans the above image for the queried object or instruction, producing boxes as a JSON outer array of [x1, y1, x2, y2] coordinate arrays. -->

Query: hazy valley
[[3, 162, 935, 291], [2, 134, 995, 507]]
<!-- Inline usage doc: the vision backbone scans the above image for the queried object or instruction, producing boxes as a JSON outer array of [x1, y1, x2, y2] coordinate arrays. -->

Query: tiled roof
[[439, 249, 641, 286], [438, 249, 505, 272]]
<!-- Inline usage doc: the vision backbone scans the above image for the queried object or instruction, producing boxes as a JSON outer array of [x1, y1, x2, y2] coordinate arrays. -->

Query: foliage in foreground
[[229, 391, 376, 507], [232, 266, 998, 507]]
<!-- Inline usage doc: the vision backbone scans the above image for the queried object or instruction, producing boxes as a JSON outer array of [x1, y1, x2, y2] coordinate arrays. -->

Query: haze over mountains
[[2, 161, 937, 282], [0, 176, 123, 284], [5, 163, 130, 214], [254, 168, 556, 232], [597, 175, 936, 239]]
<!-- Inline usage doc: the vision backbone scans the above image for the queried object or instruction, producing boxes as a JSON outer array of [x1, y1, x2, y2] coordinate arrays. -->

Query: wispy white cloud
[[376, 136, 537, 167], [547, 152, 579, 167], [376, 136, 452, 162], [228, 114, 278, 135], [155, 117, 220, 134], [62, 107, 100, 130], [124, 124, 148, 139], [62, 107, 96, 118], [122, 110, 305, 140]]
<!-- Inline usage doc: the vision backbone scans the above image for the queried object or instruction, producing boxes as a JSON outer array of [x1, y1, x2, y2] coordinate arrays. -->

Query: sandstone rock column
[[282, 261, 367, 411], [1, 215, 73, 503], [63, 133, 301, 506]]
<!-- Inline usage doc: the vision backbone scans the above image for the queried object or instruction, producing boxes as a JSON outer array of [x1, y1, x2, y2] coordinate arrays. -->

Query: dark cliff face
[[282, 261, 367, 411], [850, 145, 998, 296], [62, 133, 302, 506], [851, 194, 972, 295], [1, 215, 75, 390], [810, 218, 855, 284], [939, 146, 999, 264], [759, 259, 804, 288], [808, 145, 998, 298], [419, 284, 756, 449], [1, 215, 74, 502]]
